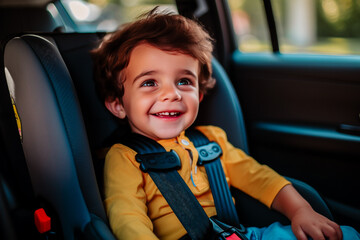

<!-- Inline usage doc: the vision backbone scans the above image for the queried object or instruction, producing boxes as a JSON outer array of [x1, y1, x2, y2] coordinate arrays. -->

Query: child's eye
[[177, 78, 192, 86], [141, 80, 157, 87]]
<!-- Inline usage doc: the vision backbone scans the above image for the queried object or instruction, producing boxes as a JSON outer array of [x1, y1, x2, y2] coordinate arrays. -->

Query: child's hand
[[272, 184, 343, 240], [291, 205, 342, 240]]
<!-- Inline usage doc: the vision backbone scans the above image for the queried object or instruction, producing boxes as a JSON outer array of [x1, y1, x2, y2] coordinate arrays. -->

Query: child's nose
[[160, 84, 181, 101]]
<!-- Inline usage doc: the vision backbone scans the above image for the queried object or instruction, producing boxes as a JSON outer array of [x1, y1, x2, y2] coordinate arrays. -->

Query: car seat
[[2, 33, 116, 240], [1, 33, 333, 239]]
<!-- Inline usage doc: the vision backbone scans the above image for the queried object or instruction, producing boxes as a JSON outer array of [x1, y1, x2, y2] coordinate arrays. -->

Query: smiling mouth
[[153, 111, 182, 117]]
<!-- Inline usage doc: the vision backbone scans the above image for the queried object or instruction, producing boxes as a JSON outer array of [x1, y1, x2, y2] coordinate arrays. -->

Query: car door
[[190, 0, 360, 231]]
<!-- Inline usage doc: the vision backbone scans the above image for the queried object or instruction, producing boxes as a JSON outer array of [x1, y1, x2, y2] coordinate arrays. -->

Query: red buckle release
[[226, 233, 242, 240], [34, 208, 51, 233]]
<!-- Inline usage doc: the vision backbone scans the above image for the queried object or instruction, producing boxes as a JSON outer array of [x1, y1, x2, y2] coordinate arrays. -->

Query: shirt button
[[181, 139, 189, 146]]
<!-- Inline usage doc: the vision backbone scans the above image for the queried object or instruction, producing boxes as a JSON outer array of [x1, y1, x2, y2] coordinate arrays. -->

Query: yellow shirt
[[104, 125, 290, 240]]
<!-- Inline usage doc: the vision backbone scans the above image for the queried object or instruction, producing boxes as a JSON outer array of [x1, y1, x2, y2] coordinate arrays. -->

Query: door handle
[[337, 124, 360, 136]]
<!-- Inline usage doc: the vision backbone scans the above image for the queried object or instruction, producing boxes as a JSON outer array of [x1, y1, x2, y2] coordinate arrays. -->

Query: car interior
[[1, 0, 359, 239]]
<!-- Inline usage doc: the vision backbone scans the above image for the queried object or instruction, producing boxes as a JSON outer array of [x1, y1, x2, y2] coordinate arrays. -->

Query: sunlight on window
[[59, 0, 176, 32], [69, 1, 89, 21], [322, 0, 340, 23], [68, 0, 100, 21]]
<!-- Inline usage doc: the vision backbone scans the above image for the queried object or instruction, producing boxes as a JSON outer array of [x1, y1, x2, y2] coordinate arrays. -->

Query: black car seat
[[2, 33, 116, 240], [0, 4, 65, 239], [1, 32, 334, 239]]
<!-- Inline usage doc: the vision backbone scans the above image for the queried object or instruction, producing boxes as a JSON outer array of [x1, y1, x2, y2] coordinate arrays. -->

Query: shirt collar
[[157, 130, 187, 145]]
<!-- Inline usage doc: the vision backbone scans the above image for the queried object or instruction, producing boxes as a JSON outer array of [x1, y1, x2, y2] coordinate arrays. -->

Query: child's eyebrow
[[132, 69, 197, 83], [180, 69, 198, 79], [133, 70, 156, 83]]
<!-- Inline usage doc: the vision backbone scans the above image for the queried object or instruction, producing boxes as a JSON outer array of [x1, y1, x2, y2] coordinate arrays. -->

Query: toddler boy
[[92, 9, 359, 240]]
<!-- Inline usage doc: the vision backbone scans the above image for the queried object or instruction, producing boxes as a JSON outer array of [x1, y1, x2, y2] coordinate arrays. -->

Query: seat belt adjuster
[[135, 150, 181, 172], [196, 141, 222, 165]]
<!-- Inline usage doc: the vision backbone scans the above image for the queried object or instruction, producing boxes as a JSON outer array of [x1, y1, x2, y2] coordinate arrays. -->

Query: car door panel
[[230, 51, 360, 227]]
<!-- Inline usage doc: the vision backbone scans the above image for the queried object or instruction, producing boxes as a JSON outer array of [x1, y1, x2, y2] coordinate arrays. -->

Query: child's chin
[[155, 129, 182, 140]]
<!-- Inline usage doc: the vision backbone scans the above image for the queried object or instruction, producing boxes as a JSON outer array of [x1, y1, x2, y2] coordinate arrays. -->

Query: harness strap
[[186, 129, 241, 227], [124, 133, 212, 240]]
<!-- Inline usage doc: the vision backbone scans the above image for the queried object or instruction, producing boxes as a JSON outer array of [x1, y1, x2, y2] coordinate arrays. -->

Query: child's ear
[[105, 98, 126, 119], [199, 92, 204, 102]]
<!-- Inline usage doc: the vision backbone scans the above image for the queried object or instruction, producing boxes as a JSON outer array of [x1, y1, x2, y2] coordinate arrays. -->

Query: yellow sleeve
[[103, 144, 159, 240], [196, 125, 290, 208]]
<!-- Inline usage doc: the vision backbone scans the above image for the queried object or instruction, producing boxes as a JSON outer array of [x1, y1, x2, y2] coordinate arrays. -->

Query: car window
[[48, 0, 177, 32], [229, 0, 360, 55], [273, 0, 360, 55], [228, 0, 272, 53]]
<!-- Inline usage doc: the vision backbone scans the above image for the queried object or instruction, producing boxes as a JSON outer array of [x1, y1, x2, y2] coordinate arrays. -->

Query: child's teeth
[[156, 112, 179, 116]]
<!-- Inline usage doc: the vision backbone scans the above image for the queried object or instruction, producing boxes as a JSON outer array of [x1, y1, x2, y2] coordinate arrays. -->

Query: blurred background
[[56, 0, 360, 55]]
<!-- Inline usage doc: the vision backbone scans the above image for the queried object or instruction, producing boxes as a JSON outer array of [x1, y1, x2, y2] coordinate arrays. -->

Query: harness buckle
[[226, 233, 243, 240]]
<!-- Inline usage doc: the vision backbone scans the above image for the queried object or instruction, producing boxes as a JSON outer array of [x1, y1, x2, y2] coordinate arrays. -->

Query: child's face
[[106, 43, 203, 141]]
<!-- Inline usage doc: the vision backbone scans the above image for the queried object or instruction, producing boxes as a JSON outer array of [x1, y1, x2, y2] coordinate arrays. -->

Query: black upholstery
[[2, 32, 333, 239], [49, 33, 122, 150]]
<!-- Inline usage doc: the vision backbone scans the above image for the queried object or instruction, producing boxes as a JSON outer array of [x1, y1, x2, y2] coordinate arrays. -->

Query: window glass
[[272, 0, 360, 55], [56, 0, 177, 32], [228, 0, 271, 52]]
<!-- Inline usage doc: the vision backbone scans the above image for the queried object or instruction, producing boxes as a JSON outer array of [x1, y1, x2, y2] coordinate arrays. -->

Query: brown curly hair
[[92, 8, 215, 103]]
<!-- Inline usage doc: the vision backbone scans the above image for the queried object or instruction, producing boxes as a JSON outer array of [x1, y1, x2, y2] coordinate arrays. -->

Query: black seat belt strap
[[186, 129, 240, 227], [123, 133, 212, 240]]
